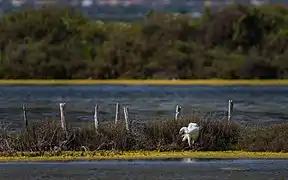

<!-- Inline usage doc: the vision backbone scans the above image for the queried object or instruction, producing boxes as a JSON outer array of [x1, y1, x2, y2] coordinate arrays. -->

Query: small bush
[[238, 124, 288, 152]]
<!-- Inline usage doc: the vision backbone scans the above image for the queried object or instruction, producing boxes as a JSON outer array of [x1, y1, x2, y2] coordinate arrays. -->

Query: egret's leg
[[187, 136, 191, 146], [191, 140, 194, 145], [182, 135, 187, 142]]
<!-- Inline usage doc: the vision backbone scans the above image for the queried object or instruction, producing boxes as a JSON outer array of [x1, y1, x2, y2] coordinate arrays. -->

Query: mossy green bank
[[0, 79, 287, 86], [1, 151, 288, 162]]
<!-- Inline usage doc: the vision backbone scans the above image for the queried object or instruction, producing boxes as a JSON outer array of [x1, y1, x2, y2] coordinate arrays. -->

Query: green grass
[[0, 79, 287, 85], [1, 151, 288, 162]]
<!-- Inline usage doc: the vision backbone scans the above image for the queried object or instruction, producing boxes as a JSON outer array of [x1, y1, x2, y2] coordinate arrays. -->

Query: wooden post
[[124, 106, 130, 132], [59, 103, 67, 134], [23, 104, 28, 128], [94, 104, 99, 131], [115, 103, 120, 124], [228, 100, 233, 122], [175, 105, 181, 121]]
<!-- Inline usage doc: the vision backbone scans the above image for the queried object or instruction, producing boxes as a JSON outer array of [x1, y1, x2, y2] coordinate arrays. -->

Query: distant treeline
[[0, 4, 287, 79]]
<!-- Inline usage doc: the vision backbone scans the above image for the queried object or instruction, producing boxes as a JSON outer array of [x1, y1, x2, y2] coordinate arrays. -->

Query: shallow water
[[0, 85, 288, 128], [0, 159, 287, 179]]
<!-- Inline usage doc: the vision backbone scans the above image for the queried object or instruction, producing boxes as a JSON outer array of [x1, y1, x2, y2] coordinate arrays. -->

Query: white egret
[[179, 123, 201, 147]]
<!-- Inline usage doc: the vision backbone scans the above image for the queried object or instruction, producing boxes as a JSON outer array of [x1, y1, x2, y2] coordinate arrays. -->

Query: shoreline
[[0, 79, 287, 86], [1, 151, 288, 162]]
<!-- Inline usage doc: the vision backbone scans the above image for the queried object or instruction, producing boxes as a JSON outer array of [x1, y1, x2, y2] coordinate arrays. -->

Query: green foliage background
[[0, 4, 287, 79]]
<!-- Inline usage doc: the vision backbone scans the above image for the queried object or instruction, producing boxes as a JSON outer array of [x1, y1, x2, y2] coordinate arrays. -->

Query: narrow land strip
[[0, 79, 288, 86], [1, 151, 288, 162]]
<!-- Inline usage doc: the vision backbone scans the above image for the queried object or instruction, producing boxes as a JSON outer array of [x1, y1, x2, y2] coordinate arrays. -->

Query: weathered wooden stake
[[124, 106, 130, 132], [228, 100, 233, 122], [59, 103, 67, 134], [175, 105, 181, 121], [23, 104, 28, 128], [94, 104, 99, 131], [115, 103, 120, 124]]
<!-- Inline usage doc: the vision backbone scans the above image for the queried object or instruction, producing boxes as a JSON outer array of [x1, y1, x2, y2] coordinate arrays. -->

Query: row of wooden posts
[[22, 100, 234, 132], [61, 103, 132, 135]]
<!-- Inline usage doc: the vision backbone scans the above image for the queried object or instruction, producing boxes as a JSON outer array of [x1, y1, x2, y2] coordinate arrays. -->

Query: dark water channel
[[0, 85, 287, 128], [0, 158, 287, 179]]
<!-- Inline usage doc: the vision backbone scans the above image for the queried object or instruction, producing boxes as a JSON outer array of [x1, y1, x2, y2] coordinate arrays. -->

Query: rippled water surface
[[0, 85, 287, 127], [0, 159, 287, 180]]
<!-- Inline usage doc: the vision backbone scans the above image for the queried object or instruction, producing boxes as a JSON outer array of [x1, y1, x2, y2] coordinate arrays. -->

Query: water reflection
[[181, 158, 197, 163]]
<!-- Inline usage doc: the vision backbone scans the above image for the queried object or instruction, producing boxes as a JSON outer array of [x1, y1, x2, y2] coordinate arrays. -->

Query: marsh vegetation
[[0, 113, 287, 155]]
